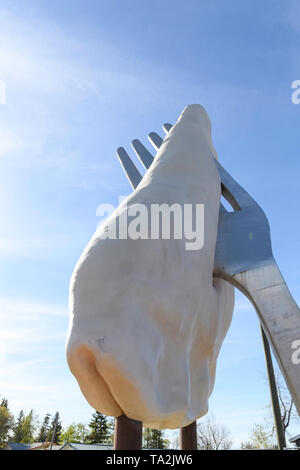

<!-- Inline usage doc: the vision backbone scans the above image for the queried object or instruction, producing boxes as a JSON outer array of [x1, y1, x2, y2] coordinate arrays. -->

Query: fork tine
[[148, 132, 163, 150], [131, 139, 154, 169], [163, 123, 173, 133], [215, 161, 258, 210], [117, 147, 143, 190]]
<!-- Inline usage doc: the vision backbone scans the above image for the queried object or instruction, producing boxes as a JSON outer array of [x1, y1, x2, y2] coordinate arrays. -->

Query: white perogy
[[66, 104, 235, 429]]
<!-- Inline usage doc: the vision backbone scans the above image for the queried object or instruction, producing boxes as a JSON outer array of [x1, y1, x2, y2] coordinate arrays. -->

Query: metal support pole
[[114, 415, 143, 450], [180, 421, 197, 450], [261, 326, 286, 450]]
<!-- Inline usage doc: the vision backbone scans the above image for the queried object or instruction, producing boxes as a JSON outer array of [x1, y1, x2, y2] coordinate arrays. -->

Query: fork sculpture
[[116, 123, 300, 448]]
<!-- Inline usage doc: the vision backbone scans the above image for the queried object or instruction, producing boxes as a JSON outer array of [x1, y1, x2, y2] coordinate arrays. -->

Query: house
[[4, 441, 60, 450], [4, 441, 113, 450], [60, 443, 113, 450], [289, 434, 300, 449]]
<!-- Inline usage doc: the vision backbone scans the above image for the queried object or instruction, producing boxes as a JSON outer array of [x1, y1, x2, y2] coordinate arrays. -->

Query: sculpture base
[[180, 421, 197, 450], [114, 415, 143, 450]]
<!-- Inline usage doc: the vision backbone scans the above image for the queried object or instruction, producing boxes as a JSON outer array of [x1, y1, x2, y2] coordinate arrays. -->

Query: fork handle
[[232, 259, 300, 416]]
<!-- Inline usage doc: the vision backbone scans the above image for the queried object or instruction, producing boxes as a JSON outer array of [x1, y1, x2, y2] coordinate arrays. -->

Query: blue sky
[[0, 0, 299, 448]]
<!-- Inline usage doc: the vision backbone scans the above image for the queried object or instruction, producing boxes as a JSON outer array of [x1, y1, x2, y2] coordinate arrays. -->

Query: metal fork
[[116, 123, 300, 448]]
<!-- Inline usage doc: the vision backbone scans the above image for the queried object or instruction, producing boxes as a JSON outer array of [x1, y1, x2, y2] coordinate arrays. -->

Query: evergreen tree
[[20, 410, 35, 443], [13, 410, 25, 443], [0, 398, 8, 408], [143, 428, 168, 449], [47, 412, 62, 444], [0, 400, 14, 448], [37, 414, 51, 442], [88, 411, 112, 443], [12, 409, 36, 443], [107, 418, 114, 442]]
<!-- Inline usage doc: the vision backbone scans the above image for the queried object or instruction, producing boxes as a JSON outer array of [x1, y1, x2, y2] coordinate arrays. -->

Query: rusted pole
[[180, 421, 197, 450], [114, 415, 143, 450], [261, 326, 286, 450]]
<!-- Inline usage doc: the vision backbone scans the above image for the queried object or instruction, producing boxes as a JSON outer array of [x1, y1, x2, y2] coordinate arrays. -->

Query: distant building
[[289, 434, 300, 449], [4, 441, 113, 450], [4, 442, 60, 450], [60, 443, 113, 451]]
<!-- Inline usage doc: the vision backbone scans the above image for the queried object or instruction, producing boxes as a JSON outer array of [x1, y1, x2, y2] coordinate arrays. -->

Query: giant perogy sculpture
[[66, 105, 235, 429], [66, 104, 300, 449]]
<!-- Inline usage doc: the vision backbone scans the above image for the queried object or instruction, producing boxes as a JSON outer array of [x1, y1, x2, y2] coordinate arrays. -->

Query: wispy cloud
[[0, 296, 68, 363], [0, 7, 176, 111], [0, 297, 67, 318], [0, 293, 70, 416], [0, 9, 99, 98], [0, 234, 85, 260], [0, 129, 26, 158]]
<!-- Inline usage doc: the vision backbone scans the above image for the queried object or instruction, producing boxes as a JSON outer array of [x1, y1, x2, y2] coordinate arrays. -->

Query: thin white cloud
[[0, 9, 97, 97], [0, 7, 170, 107], [0, 234, 85, 260], [0, 7, 166, 185], [0, 297, 68, 368], [0, 129, 25, 158], [0, 297, 67, 318]]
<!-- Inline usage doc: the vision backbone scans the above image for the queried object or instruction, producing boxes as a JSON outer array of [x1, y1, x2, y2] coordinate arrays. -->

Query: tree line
[[0, 396, 232, 449], [0, 397, 169, 448]]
